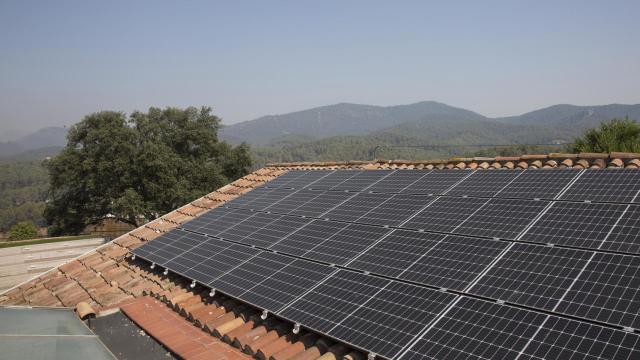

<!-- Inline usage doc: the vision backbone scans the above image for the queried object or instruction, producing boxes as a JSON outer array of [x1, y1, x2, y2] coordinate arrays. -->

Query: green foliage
[[8, 221, 38, 241], [571, 117, 640, 153], [0, 160, 48, 231], [45, 106, 252, 235]]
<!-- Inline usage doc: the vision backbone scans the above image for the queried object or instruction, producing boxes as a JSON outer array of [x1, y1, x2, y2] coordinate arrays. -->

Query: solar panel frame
[[323, 192, 394, 223], [242, 215, 312, 248], [307, 171, 362, 190], [279, 270, 391, 334], [302, 223, 393, 265], [600, 204, 640, 254], [401, 169, 473, 195], [402, 196, 489, 233], [399, 235, 510, 291], [348, 230, 446, 278], [496, 168, 581, 200], [560, 169, 640, 203], [292, 191, 356, 218], [446, 170, 523, 198], [367, 170, 430, 194], [519, 201, 628, 249], [241, 258, 335, 311], [517, 315, 640, 360], [468, 243, 594, 310], [329, 170, 393, 192], [356, 194, 436, 227], [455, 198, 550, 240], [399, 297, 547, 360], [268, 219, 348, 256], [328, 281, 456, 359], [554, 252, 640, 329]]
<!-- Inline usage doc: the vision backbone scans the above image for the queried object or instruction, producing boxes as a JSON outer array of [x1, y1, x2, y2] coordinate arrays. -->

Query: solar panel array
[[133, 168, 640, 359]]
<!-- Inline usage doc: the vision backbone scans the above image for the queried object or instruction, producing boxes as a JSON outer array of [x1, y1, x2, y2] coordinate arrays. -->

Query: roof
[[2, 151, 640, 360]]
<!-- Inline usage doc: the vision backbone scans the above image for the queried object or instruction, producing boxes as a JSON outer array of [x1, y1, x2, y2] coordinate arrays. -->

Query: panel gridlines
[[133, 168, 640, 359]]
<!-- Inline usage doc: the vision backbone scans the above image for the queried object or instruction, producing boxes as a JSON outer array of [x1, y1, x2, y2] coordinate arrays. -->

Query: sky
[[1, 0, 639, 135]]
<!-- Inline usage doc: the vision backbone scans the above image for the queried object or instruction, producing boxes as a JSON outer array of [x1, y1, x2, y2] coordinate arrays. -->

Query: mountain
[[220, 101, 487, 145], [496, 104, 640, 128], [0, 127, 68, 158], [221, 102, 640, 146]]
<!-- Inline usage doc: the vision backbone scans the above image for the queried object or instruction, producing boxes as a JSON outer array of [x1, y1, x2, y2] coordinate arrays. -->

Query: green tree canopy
[[8, 221, 38, 241], [571, 117, 640, 153], [44, 106, 251, 235]]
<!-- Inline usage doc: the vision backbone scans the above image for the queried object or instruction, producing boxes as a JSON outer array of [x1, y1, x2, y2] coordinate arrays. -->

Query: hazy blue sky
[[1, 0, 639, 134]]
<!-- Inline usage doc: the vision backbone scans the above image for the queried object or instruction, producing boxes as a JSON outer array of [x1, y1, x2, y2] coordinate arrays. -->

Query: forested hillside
[[0, 160, 48, 232]]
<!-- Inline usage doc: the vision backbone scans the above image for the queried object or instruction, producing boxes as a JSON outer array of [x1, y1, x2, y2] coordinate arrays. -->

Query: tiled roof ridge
[[266, 151, 640, 170]]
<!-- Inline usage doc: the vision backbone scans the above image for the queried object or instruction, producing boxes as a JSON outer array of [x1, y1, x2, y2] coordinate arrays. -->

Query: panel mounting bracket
[[292, 323, 301, 334], [623, 326, 635, 333], [190, 280, 196, 288], [163, 268, 169, 276], [261, 310, 269, 320], [150, 262, 156, 269], [209, 289, 216, 297], [131, 254, 136, 260], [368, 353, 377, 360], [496, 300, 506, 305]]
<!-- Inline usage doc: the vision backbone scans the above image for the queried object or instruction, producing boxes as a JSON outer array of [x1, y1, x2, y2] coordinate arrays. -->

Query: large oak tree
[[44, 106, 251, 235]]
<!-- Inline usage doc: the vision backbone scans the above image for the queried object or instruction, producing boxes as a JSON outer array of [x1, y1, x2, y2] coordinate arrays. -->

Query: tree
[[44, 107, 252, 235], [571, 117, 640, 153], [8, 221, 38, 241]]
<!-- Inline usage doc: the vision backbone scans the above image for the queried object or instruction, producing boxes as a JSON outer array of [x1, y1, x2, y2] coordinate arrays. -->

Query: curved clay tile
[[560, 158, 573, 168], [530, 160, 543, 168], [517, 161, 528, 169], [609, 158, 624, 168]]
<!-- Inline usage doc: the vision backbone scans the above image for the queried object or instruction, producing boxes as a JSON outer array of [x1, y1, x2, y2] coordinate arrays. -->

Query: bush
[[571, 117, 640, 153], [8, 221, 38, 241]]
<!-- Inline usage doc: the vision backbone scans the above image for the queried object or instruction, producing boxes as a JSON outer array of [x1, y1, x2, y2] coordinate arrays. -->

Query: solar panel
[[307, 171, 361, 190], [282, 170, 335, 189], [554, 252, 640, 329], [180, 243, 260, 285], [264, 189, 322, 214], [497, 168, 580, 200], [183, 207, 254, 236], [132, 167, 640, 359], [399, 235, 509, 291], [280, 270, 390, 334], [600, 205, 640, 254], [455, 198, 549, 240], [356, 194, 435, 227], [517, 315, 640, 360], [468, 243, 594, 310], [401, 170, 472, 195], [367, 170, 429, 194], [262, 170, 310, 188], [132, 230, 198, 264], [399, 297, 547, 360], [242, 258, 335, 310], [400, 297, 640, 360], [348, 230, 446, 278], [241, 188, 298, 211], [269, 219, 347, 256], [560, 169, 640, 203], [402, 196, 489, 233], [216, 211, 279, 242], [446, 170, 522, 197], [211, 251, 295, 298], [324, 192, 393, 223], [242, 215, 311, 248], [328, 281, 456, 359], [329, 170, 392, 191], [519, 202, 628, 249], [293, 191, 355, 218], [302, 223, 392, 265]]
